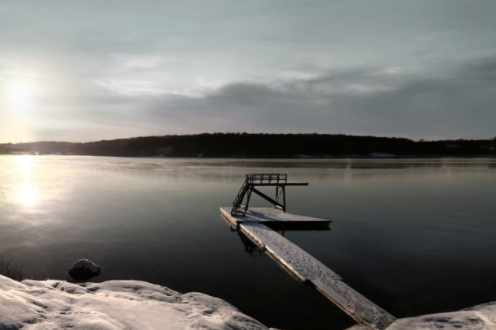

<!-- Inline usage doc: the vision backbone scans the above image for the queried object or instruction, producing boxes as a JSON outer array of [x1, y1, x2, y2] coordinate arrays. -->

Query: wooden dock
[[220, 207, 331, 230], [220, 207, 396, 330]]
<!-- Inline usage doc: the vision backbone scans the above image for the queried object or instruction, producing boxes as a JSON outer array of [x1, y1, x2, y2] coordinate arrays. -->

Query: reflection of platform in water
[[220, 207, 331, 231], [237, 231, 266, 257]]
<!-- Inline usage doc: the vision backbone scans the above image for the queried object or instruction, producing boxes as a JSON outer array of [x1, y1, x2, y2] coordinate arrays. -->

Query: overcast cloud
[[1, 0, 495, 142]]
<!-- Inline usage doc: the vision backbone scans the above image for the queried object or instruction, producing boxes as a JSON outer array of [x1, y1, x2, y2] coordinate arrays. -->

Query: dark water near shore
[[1, 156, 495, 330]]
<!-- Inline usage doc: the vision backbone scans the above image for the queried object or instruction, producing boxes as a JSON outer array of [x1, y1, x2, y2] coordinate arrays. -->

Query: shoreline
[[2, 153, 496, 158]]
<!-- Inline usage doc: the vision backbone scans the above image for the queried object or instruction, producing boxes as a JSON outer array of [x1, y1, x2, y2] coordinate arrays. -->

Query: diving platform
[[231, 173, 308, 216], [220, 173, 396, 330]]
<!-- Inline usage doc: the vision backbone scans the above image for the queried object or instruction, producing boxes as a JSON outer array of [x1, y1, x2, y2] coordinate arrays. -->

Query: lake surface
[[1, 156, 495, 330]]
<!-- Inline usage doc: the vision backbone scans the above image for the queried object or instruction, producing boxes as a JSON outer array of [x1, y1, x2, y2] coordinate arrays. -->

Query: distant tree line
[[1, 133, 495, 157]]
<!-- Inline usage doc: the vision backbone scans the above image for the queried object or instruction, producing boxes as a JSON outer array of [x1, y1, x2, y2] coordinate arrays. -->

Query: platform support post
[[282, 186, 286, 212], [274, 185, 286, 212], [245, 189, 253, 212], [250, 188, 285, 210]]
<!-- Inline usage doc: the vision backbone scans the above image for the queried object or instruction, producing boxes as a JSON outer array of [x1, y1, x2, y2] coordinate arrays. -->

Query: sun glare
[[16, 156, 36, 176], [15, 156, 37, 206], [18, 181, 37, 207], [9, 81, 35, 110]]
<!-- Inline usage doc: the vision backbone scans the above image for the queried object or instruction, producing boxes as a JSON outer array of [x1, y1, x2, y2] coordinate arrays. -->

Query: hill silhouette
[[1, 133, 495, 157]]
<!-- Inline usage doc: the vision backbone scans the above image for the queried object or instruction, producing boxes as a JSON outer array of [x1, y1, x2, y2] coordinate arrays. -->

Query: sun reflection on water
[[15, 156, 37, 206]]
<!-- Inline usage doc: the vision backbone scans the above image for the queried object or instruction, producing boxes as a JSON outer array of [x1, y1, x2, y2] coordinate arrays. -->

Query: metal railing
[[246, 173, 287, 185]]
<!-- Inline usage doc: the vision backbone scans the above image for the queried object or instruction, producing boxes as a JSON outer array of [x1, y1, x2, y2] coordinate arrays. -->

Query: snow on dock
[[220, 207, 396, 330], [239, 221, 342, 282], [220, 207, 331, 229]]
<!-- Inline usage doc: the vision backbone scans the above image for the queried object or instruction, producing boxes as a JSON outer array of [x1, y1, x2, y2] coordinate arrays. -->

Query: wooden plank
[[312, 279, 396, 330], [238, 222, 396, 330]]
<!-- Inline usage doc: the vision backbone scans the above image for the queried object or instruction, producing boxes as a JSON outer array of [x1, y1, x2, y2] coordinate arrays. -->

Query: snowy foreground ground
[[1, 274, 495, 330], [0, 275, 273, 330], [387, 302, 496, 330]]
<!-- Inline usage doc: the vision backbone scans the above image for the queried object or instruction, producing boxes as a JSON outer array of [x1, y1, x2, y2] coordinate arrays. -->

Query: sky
[[0, 0, 495, 143]]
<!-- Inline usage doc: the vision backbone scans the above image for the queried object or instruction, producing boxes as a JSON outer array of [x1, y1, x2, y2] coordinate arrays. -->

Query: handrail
[[232, 180, 247, 206], [246, 173, 287, 184]]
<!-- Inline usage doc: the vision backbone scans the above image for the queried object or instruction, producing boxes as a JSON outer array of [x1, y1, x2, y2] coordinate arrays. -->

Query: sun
[[9, 81, 35, 110]]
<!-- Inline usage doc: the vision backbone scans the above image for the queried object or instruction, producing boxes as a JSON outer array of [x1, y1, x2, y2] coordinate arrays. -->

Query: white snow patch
[[386, 301, 496, 330], [0, 275, 271, 330]]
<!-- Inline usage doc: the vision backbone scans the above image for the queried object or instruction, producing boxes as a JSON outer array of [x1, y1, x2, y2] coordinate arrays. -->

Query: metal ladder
[[231, 179, 249, 215]]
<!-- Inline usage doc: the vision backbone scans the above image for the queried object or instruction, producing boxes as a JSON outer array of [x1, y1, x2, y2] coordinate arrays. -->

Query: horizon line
[[1, 132, 495, 145]]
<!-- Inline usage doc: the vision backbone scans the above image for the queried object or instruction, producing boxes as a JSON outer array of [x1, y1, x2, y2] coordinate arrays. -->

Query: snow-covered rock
[[68, 259, 101, 280], [387, 302, 496, 330], [0, 275, 270, 330]]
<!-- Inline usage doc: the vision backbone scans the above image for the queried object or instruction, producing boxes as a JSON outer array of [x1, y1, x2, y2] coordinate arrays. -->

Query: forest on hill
[[1, 133, 495, 158]]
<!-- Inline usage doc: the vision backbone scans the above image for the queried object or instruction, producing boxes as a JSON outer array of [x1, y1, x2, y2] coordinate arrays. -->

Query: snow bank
[[0, 275, 271, 330], [387, 302, 496, 330]]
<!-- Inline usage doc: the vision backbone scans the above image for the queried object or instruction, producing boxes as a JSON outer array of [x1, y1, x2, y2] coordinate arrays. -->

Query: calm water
[[1, 156, 495, 330]]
